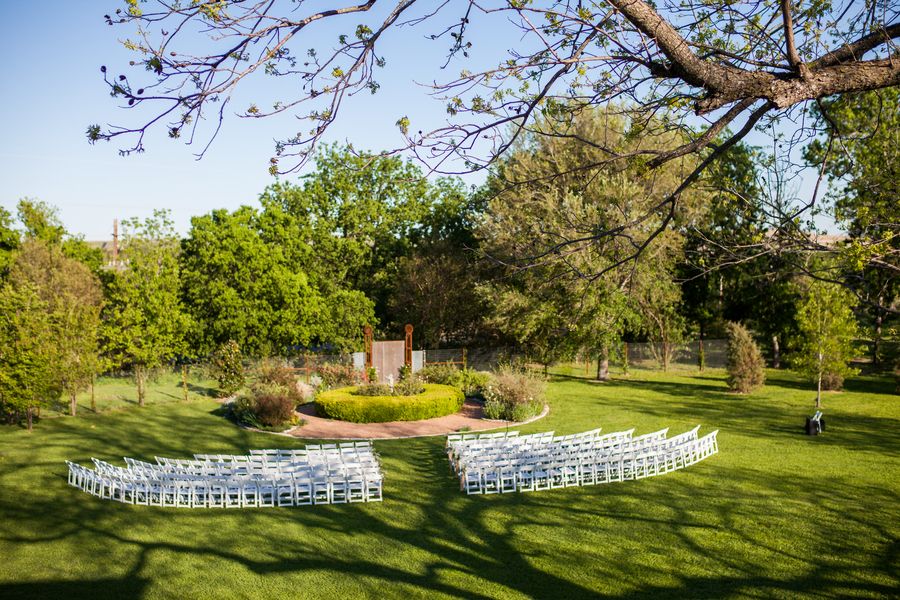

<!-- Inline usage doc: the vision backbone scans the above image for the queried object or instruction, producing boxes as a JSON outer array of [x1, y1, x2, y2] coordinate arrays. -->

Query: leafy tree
[[92, 1, 899, 280], [209, 340, 245, 395], [0, 283, 57, 431], [17, 199, 65, 245], [181, 206, 326, 355], [8, 241, 103, 416], [725, 322, 766, 394], [102, 211, 190, 406], [180, 202, 374, 355], [793, 280, 860, 407], [389, 248, 491, 349], [479, 107, 693, 375], [805, 88, 899, 364], [258, 145, 464, 336], [0, 207, 19, 275]]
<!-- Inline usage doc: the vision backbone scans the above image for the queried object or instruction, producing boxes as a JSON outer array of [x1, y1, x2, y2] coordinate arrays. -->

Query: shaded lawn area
[[0, 368, 897, 599], [39, 371, 222, 418]]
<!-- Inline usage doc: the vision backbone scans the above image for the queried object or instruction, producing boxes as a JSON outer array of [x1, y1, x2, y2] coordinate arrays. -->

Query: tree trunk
[[70, 393, 77, 417], [698, 332, 705, 372], [596, 346, 610, 381], [90, 375, 96, 412], [622, 342, 629, 376], [26, 407, 33, 432], [772, 335, 781, 369], [662, 341, 670, 372], [816, 351, 823, 408], [816, 370, 822, 409], [873, 302, 883, 367], [136, 365, 146, 407], [181, 365, 189, 402]]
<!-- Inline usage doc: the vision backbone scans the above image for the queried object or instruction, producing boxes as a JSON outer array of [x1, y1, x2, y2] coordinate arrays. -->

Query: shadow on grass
[[2, 578, 149, 600], [1, 374, 898, 598]]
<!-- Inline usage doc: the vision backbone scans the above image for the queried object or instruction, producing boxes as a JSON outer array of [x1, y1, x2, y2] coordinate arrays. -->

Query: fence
[[423, 347, 523, 371], [616, 339, 728, 370]]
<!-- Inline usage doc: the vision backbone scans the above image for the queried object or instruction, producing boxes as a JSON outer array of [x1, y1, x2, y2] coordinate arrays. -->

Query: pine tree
[[726, 322, 766, 393]]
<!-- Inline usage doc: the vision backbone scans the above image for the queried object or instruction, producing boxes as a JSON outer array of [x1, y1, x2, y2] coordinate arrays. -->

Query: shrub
[[228, 385, 298, 430], [725, 322, 766, 393], [821, 371, 845, 391], [481, 365, 545, 421], [316, 384, 464, 423], [229, 395, 260, 428], [253, 391, 296, 427], [394, 376, 425, 396], [317, 363, 361, 390], [418, 364, 460, 385], [398, 364, 412, 381], [450, 369, 493, 397], [208, 340, 245, 394], [352, 383, 394, 396], [253, 358, 304, 405]]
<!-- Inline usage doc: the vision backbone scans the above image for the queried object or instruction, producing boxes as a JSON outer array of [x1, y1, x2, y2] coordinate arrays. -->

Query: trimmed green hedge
[[315, 384, 464, 423]]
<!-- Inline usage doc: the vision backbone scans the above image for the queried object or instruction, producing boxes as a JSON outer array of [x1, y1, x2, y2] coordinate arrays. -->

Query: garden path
[[288, 399, 548, 440]]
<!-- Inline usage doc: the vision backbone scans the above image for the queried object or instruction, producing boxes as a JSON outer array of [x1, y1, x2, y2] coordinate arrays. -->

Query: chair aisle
[[66, 442, 383, 508], [446, 426, 718, 494]]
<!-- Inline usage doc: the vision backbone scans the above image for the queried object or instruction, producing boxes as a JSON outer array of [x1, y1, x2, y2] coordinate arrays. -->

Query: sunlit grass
[[0, 367, 897, 598]]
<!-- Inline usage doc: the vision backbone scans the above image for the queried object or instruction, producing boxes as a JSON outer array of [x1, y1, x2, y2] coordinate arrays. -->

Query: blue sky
[[0, 2, 827, 240]]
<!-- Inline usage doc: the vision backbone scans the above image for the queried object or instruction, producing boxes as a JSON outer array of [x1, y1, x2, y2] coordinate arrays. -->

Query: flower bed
[[315, 384, 464, 423]]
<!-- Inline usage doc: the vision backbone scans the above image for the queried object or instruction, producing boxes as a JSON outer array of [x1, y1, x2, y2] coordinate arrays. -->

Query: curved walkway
[[287, 400, 549, 440]]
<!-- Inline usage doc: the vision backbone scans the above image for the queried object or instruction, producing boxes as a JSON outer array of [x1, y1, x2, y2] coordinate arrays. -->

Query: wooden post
[[90, 374, 96, 412], [181, 365, 189, 402], [363, 325, 373, 382], [404, 324, 414, 368], [462, 347, 468, 369]]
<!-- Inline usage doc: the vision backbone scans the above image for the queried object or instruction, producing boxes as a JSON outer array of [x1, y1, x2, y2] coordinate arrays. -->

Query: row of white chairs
[[453, 426, 718, 494], [66, 444, 383, 508], [455, 428, 696, 476], [447, 427, 628, 473]]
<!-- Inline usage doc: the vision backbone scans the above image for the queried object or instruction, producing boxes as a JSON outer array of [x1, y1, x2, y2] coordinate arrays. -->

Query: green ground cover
[[0, 368, 897, 599], [46, 371, 220, 417]]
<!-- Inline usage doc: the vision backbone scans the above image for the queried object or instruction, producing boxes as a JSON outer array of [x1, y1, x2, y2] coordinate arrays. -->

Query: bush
[[418, 364, 460, 385], [316, 384, 464, 423], [419, 365, 492, 397], [352, 383, 394, 396], [228, 385, 298, 431], [209, 340, 245, 394], [821, 371, 845, 391], [351, 378, 425, 397], [317, 363, 362, 390], [450, 369, 493, 397], [481, 365, 545, 421], [253, 391, 296, 427], [725, 322, 766, 393], [253, 358, 304, 405], [394, 376, 425, 396]]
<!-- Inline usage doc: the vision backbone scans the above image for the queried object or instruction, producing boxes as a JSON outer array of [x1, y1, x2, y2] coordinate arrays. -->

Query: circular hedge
[[315, 384, 464, 423]]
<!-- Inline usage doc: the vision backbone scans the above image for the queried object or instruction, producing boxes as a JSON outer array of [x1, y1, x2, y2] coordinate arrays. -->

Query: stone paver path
[[287, 399, 548, 440]]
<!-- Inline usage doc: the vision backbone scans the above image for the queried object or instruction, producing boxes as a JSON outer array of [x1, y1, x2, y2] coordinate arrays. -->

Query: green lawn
[[41, 370, 221, 417], [0, 368, 897, 599]]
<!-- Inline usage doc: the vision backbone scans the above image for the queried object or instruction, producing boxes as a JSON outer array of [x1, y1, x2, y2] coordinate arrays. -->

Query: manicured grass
[[0, 368, 897, 599], [42, 370, 221, 417]]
